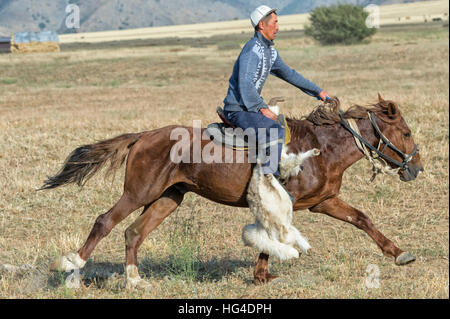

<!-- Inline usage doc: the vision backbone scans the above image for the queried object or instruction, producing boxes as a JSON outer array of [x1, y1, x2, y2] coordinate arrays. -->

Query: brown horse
[[42, 95, 423, 288]]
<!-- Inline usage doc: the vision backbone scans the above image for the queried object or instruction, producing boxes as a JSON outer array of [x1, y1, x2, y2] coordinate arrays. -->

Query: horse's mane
[[287, 97, 402, 127]]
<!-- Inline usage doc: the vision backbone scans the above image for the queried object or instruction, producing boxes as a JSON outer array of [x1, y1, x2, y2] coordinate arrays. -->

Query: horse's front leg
[[253, 253, 279, 284], [309, 196, 415, 265]]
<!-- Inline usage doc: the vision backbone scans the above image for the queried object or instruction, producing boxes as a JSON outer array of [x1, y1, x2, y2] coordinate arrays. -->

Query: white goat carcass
[[243, 147, 320, 260]]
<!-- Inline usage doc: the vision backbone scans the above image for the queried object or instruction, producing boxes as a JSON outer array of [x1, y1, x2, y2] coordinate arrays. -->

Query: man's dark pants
[[224, 110, 284, 176]]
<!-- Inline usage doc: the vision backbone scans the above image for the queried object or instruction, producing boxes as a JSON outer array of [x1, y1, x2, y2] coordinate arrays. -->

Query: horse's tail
[[39, 132, 144, 190]]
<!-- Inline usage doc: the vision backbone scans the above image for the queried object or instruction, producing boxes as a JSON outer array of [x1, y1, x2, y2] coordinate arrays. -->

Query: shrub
[[305, 4, 376, 45]]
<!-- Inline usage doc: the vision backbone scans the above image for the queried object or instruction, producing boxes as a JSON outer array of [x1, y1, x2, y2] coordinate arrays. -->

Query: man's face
[[259, 13, 279, 41]]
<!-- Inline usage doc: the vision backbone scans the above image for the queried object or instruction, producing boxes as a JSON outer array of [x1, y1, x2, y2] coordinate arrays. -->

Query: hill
[[0, 0, 436, 36]]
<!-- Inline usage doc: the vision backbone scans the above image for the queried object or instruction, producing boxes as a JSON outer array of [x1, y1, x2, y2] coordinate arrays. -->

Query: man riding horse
[[44, 5, 423, 289], [222, 5, 331, 198]]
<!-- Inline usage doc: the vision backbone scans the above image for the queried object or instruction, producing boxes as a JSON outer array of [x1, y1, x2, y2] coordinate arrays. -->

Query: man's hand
[[260, 108, 277, 121], [319, 90, 331, 101]]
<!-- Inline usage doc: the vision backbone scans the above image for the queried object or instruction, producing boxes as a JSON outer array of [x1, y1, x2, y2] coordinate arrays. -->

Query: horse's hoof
[[126, 265, 151, 291], [50, 252, 86, 272], [126, 277, 152, 291], [254, 273, 279, 285], [395, 252, 416, 266]]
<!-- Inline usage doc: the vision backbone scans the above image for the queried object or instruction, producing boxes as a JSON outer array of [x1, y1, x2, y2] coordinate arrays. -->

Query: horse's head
[[372, 94, 424, 182]]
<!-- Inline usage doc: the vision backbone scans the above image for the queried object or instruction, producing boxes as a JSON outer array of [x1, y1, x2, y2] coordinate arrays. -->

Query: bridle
[[339, 110, 419, 181]]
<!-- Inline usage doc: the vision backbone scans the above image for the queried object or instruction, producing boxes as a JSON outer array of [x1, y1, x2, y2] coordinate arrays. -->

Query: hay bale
[[10, 32, 60, 54], [10, 41, 60, 53]]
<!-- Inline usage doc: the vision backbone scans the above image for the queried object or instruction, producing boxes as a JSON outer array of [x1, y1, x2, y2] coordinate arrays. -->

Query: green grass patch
[[0, 78, 17, 85], [164, 206, 202, 282]]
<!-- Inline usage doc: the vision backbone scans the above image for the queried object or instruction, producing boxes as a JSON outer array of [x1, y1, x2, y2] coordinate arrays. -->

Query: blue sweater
[[223, 32, 323, 113]]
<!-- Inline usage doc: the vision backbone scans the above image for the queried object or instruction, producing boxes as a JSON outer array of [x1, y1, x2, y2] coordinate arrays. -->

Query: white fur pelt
[[243, 147, 320, 260], [279, 145, 321, 183]]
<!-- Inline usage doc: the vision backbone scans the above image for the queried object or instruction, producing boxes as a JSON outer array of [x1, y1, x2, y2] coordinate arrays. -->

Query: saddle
[[206, 102, 291, 150]]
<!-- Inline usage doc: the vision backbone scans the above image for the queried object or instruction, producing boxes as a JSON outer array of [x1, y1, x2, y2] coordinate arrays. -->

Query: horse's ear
[[378, 93, 385, 102], [387, 102, 397, 119]]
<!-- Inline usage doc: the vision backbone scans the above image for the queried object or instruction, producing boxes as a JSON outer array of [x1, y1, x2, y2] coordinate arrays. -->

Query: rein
[[339, 110, 419, 181]]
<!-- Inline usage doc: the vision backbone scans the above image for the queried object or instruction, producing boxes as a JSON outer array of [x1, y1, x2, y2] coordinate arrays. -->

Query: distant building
[[0, 37, 10, 53]]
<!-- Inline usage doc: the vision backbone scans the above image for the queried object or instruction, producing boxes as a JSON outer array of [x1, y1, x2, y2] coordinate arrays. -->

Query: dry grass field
[[0, 23, 448, 299]]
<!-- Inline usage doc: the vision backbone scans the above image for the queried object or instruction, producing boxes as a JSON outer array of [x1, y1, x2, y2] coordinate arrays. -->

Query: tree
[[305, 4, 376, 45]]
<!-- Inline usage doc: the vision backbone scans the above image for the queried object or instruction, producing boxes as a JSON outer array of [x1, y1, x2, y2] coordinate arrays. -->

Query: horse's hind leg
[[124, 186, 185, 289], [51, 194, 142, 272]]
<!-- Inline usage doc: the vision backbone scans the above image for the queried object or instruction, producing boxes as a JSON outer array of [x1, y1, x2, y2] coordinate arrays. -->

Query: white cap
[[250, 5, 277, 28]]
